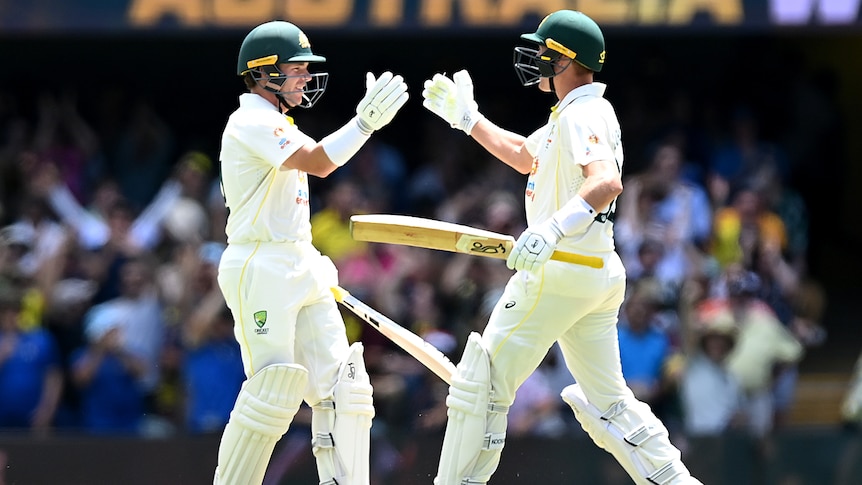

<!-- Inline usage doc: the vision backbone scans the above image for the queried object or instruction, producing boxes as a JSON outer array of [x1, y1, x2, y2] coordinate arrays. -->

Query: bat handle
[[550, 250, 605, 269]]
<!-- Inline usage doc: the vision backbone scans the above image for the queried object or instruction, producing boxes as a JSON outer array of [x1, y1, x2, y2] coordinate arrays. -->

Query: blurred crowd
[[0, 80, 842, 480]]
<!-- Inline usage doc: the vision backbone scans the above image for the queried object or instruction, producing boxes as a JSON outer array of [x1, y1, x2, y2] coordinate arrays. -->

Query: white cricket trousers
[[217, 240, 349, 405], [482, 251, 633, 410]]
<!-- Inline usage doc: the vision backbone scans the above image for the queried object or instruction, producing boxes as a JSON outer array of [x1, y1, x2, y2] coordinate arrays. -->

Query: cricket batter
[[214, 20, 408, 485], [421, 10, 701, 485]]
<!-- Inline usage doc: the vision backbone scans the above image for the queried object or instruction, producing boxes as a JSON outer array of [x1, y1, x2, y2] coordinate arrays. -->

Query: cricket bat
[[331, 286, 456, 385], [349, 214, 604, 269]]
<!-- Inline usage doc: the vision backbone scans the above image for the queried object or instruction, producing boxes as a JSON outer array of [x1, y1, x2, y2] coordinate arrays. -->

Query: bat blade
[[350, 214, 604, 268], [350, 214, 512, 259], [331, 286, 456, 385]]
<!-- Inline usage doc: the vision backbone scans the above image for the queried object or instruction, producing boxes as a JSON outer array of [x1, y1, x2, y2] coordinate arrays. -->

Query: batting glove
[[355, 71, 409, 134], [506, 219, 564, 272], [421, 69, 484, 135]]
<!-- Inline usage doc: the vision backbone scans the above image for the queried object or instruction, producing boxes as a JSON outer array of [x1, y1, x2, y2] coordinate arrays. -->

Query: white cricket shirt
[[219, 93, 315, 244], [524, 82, 624, 254]]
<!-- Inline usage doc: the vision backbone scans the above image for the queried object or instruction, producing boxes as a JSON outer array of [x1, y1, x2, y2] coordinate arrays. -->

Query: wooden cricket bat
[[331, 286, 456, 385], [349, 214, 604, 269]]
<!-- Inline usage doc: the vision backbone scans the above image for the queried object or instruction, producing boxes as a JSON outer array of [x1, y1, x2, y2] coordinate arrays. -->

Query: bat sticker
[[469, 241, 507, 254]]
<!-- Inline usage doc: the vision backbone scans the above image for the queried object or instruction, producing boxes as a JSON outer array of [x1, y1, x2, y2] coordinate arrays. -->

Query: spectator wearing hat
[[696, 265, 803, 438], [680, 315, 743, 437], [70, 302, 148, 434]]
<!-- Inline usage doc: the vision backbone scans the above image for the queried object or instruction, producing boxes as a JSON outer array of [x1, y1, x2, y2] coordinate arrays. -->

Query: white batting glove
[[506, 219, 564, 272], [355, 71, 409, 134], [421, 69, 484, 135]]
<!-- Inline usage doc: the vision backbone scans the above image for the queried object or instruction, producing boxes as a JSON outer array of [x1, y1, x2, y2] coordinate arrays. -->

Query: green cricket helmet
[[237, 21, 328, 108], [514, 10, 606, 87]]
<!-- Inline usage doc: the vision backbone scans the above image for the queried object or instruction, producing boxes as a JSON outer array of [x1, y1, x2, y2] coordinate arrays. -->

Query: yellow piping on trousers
[[237, 242, 262, 374]]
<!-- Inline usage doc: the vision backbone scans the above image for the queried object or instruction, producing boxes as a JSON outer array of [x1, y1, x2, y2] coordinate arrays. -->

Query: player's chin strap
[[311, 342, 375, 485], [275, 94, 293, 114], [562, 384, 702, 485], [435, 332, 508, 485]]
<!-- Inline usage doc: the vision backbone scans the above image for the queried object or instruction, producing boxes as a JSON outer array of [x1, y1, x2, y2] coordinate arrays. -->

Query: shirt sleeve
[[563, 113, 615, 166], [236, 112, 314, 170], [524, 127, 545, 158]]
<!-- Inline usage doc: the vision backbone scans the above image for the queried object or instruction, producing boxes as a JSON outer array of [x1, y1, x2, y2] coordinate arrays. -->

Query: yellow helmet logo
[[599, 51, 606, 64], [298, 31, 311, 49]]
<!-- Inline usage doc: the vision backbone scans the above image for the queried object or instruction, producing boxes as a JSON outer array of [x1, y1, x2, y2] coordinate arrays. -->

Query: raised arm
[[284, 71, 409, 178], [422, 70, 534, 174]]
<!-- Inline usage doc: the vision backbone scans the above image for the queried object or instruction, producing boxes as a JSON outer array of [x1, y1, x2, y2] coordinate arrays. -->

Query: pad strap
[[312, 342, 374, 485], [561, 384, 701, 485]]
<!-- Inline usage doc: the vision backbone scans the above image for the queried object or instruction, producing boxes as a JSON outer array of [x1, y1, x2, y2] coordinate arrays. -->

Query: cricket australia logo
[[253, 310, 269, 335]]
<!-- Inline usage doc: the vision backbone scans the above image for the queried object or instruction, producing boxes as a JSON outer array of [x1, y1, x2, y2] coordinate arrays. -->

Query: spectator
[[710, 185, 787, 270], [507, 352, 568, 438], [697, 266, 803, 438], [708, 105, 789, 205], [42, 275, 97, 427], [328, 138, 408, 213], [32, 91, 102, 203], [84, 256, 166, 395], [310, 179, 372, 266], [70, 305, 148, 435], [181, 303, 244, 434], [617, 279, 674, 407], [0, 286, 63, 433], [680, 315, 743, 437], [616, 143, 712, 292], [34, 152, 212, 253], [3, 194, 68, 280], [108, 100, 175, 210]]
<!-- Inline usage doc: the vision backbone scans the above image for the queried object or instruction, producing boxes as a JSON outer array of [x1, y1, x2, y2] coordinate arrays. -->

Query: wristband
[[320, 116, 371, 167], [551, 195, 596, 237], [462, 111, 485, 135]]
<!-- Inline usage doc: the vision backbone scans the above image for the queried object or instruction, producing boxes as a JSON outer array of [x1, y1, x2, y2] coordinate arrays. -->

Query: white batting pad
[[214, 363, 308, 485], [561, 384, 701, 485], [312, 342, 374, 485], [435, 332, 502, 485]]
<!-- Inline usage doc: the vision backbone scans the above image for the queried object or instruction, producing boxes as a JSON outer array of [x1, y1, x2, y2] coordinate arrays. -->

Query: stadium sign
[[2, 0, 861, 33]]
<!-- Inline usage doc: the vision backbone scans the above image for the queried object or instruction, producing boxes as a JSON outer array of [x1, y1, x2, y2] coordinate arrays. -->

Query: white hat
[[0, 223, 35, 248], [163, 198, 209, 242], [83, 304, 124, 342]]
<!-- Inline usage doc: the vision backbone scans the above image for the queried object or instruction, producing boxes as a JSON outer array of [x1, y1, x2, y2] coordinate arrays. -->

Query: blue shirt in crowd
[[183, 338, 245, 433], [618, 324, 670, 388], [70, 348, 145, 434], [0, 329, 60, 427]]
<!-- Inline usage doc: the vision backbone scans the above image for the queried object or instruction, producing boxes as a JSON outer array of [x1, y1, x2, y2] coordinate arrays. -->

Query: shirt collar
[[239, 92, 279, 112], [552, 82, 607, 117], [239, 93, 294, 124]]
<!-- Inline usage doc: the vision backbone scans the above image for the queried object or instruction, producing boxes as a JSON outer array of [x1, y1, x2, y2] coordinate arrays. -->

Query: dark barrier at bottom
[[1, 427, 861, 484]]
